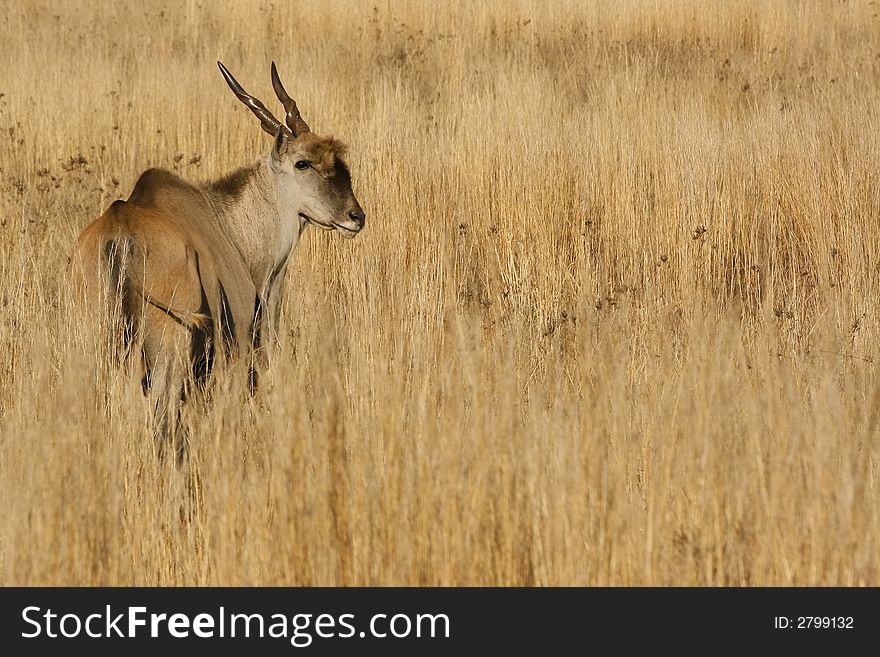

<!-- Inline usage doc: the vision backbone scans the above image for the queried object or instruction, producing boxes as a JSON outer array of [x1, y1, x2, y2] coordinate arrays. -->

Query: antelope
[[71, 61, 365, 449]]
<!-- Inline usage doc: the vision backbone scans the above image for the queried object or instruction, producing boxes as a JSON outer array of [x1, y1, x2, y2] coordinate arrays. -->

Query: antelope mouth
[[332, 223, 361, 239], [300, 212, 360, 238], [299, 212, 332, 231]]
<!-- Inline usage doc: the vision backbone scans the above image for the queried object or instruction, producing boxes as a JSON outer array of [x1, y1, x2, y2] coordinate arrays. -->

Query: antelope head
[[218, 61, 365, 238]]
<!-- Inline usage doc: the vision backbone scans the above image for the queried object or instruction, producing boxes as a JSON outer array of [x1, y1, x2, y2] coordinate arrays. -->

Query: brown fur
[[295, 133, 348, 175], [71, 168, 266, 449], [207, 165, 258, 199]]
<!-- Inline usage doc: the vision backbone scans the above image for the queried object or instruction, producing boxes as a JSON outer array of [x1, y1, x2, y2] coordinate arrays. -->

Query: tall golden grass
[[1, 0, 879, 585]]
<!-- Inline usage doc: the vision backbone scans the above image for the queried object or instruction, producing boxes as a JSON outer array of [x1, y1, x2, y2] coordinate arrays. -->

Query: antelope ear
[[269, 127, 290, 170]]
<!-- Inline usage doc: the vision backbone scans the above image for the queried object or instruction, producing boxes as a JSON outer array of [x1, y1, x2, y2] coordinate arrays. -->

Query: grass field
[[1, 0, 879, 585]]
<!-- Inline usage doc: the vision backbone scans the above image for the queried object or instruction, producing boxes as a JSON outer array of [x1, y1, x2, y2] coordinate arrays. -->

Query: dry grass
[[1, 0, 880, 585]]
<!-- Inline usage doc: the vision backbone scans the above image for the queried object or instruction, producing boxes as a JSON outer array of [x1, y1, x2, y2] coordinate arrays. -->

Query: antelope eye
[[294, 160, 310, 170]]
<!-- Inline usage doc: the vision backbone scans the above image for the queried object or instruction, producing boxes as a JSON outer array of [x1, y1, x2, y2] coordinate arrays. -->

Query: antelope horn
[[271, 61, 311, 136], [218, 61, 289, 138]]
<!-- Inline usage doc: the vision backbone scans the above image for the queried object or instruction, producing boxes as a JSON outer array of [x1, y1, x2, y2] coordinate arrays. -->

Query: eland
[[71, 61, 364, 448]]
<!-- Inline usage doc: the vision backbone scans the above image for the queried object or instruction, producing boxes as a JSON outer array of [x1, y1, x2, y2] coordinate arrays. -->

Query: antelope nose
[[349, 209, 366, 228]]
